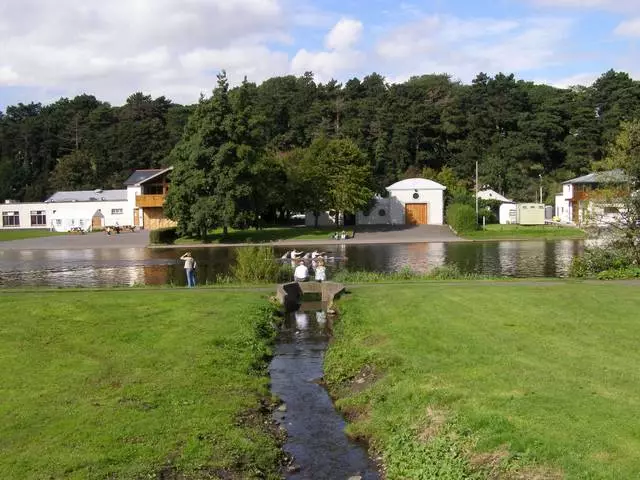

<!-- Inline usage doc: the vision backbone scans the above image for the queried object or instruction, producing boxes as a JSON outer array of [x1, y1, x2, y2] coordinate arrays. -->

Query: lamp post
[[539, 174, 543, 204]]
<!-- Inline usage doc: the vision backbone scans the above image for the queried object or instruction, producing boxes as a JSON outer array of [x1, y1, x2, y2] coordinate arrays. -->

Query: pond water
[[0, 240, 585, 288]]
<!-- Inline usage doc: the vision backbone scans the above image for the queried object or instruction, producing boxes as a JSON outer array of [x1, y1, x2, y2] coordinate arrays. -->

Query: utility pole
[[539, 174, 543, 205], [475, 161, 479, 223]]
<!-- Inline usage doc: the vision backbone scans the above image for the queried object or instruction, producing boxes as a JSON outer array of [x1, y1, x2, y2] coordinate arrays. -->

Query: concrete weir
[[276, 282, 345, 310]]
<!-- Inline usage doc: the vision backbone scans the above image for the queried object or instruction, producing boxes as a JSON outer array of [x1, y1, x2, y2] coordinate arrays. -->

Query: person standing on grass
[[180, 252, 197, 288]]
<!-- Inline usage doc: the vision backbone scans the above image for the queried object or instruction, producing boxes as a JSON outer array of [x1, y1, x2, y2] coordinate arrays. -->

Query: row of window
[[2, 209, 123, 227], [2, 211, 46, 227]]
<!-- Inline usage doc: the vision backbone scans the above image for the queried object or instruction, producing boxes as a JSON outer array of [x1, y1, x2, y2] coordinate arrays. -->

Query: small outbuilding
[[357, 178, 446, 226]]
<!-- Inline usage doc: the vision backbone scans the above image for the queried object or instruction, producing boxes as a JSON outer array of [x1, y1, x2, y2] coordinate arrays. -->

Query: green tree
[[50, 150, 97, 191], [165, 72, 259, 239]]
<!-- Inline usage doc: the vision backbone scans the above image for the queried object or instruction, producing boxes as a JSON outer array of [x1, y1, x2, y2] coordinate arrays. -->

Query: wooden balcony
[[136, 194, 166, 208]]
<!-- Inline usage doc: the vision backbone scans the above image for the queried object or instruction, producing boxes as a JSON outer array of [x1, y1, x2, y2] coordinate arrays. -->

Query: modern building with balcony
[[1, 167, 177, 232], [124, 167, 176, 230], [554, 169, 629, 225]]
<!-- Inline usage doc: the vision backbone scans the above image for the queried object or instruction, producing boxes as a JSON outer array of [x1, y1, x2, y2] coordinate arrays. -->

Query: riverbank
[[462, 223, 585, 241], [324, 282, 640, 479], [0, 290, 283, 479]]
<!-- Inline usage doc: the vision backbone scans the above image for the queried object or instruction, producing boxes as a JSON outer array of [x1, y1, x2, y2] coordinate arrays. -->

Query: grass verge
[[0, 229, 66, 242], [324, 282, 640, 479], [0, 290, 284, 479], [462, 224, 585, 241], [174, 227, 354, 245]]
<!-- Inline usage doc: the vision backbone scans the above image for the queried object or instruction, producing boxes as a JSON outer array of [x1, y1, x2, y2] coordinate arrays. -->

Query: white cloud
[[525, 0, 640, 11], [375, 15, 573, 83], [325, 18, 364, 50], [0, 0, 298, 104], [549, 72, 600, 88], [615, 18, 640, 37]]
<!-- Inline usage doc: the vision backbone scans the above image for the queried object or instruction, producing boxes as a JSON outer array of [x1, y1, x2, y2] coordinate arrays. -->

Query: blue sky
[[1, 0, 639, 109]]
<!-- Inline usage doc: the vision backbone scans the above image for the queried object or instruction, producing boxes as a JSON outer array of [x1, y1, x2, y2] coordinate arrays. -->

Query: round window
[[378, 209, 386, 217], [413, 192, 419, 199]]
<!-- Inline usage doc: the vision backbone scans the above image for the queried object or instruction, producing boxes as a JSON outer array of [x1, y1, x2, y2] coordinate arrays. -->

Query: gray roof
[[45, 190, 127, 203], [123, 167, 173, 186], [563, 169, 629, 185]]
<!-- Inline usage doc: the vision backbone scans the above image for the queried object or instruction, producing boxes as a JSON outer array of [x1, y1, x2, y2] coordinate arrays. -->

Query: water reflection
[[0, 240, 585, 288]]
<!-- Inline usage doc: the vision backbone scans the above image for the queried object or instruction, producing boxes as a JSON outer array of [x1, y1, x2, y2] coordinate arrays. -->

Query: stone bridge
[[276, 281, 345, 310]]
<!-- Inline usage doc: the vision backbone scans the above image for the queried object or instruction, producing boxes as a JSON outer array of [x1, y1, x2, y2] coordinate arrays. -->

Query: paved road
[[1, 225, 463, 251], [0, 230, 150, 251]]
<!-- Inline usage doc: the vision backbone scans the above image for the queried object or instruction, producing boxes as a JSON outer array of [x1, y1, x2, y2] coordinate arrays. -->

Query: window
[[30, 210, 46, 226], [413, 192, 420, 199], [378, 209, 386, 217], [2, 211, 19, 227], [111, 208, 124, 215], [143, 184, 164, 195]]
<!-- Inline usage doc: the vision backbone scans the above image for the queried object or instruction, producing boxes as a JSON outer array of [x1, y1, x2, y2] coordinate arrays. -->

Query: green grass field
[[0, 290, 282, 479], [462, 224, 585, 240], [0, 229, 65, 242], [174, 226, 354, 245], [325, 282, 640, 479]]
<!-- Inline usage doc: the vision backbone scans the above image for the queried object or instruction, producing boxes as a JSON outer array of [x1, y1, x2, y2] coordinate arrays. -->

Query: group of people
[[282, 249, 327, 283]]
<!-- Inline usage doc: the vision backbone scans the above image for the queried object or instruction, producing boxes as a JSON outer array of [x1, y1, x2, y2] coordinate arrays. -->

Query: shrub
[[149, 227, 178, 245], [446, 203, 478, 233], [231, 246, 282, 283], [569, 247, 634, 278]]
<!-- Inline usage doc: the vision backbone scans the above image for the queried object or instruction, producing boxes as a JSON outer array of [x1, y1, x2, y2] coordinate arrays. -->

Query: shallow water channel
[[269, 302, 379, 480]]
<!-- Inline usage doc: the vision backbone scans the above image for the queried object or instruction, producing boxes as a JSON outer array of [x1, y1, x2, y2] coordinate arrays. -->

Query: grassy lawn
[[462, 224, 585, 240], [325, 282, 640, 479], [0, 290, 282, 479], [0, 229, 65, 242], [174, 226, 354, 245]]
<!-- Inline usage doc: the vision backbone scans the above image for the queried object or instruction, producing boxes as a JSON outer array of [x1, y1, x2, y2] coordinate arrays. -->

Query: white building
[[0, 167, 176, 232], [477, 189, 512, 203], [306, 178, 446, 227], [554, 169, 628, 225]]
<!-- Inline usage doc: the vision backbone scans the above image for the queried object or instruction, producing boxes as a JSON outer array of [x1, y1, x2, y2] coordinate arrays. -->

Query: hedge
[[149, 227, 178, 245], [446, 203, 478, 233]]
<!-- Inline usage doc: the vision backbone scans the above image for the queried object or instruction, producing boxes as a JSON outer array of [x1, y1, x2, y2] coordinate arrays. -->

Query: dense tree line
[[2, 69, 640, 207]]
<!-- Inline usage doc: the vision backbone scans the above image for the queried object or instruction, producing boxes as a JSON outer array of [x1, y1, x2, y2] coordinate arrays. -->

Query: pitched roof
[[563, 169, 629, 184], [477, 189, 513, 203], [123, 168, 172, 186], [45, 190, 127, 203], [386, 178, 446, 191]]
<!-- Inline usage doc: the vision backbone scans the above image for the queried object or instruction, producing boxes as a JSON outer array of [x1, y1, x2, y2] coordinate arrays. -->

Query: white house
[[306, 178, 446, 227], [0, 167, 176, 232], [554, 169, 628, 225], [477, 189, 512, 203]]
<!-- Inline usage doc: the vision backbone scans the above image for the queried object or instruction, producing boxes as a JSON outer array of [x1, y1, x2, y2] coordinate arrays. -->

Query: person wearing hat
[[180, 252, 197, 288]]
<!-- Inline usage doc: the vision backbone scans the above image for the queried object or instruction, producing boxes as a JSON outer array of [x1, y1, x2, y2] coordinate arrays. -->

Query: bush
[[569, 247, 634, 278], [232, 246, 284, 283], [446, 203, 478, 233], [149, 227, 178, 245]]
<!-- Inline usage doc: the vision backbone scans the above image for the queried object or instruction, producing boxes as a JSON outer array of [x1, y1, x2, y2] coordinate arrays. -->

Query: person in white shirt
[[180, 252, 197, 287], [314, 259, 326, 282], [294, 260, 309, 282]]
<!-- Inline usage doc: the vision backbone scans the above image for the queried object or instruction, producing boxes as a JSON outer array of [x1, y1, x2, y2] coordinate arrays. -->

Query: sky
[[1, 0, 640, 109]]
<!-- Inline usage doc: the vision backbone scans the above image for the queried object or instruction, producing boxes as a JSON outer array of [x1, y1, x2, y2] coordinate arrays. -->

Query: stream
[[269, 302, 379, 480]]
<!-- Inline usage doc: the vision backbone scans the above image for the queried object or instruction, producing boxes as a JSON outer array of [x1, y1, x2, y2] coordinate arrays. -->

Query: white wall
[[554, 194, 572, 223], [49, 201, 133, 232], [499, 203, 517, 224], [356, 198, 391, 225], [387, 188, 445, 225], [0, 202, 51, 229], [127, 186, 142, 226], [562, 184, 573, 199]]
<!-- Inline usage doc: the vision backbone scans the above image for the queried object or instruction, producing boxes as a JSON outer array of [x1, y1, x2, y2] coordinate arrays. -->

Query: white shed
[[356, 178, 446, 226]]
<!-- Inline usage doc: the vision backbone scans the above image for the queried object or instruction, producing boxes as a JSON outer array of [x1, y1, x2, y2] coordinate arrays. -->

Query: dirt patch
[[349, 363, 382, 394], [418, 407, 448, 443], [470, 446, 564, 480]]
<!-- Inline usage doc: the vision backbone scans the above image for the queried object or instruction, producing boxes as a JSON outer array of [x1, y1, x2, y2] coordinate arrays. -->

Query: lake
[[0, 240, 584, 288]]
